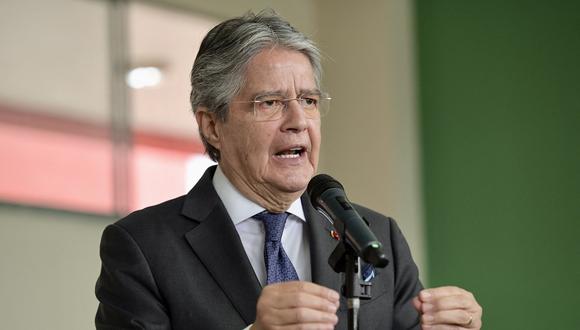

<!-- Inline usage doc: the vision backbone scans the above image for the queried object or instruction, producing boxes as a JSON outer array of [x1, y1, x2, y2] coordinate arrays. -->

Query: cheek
[[310, 124, 322, 149], [241, 125, 272, 162], [220, 122, 252, 163]]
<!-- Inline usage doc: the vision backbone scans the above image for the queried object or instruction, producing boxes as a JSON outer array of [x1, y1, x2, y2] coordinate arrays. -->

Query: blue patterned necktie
[[254, 211, 299, 284]]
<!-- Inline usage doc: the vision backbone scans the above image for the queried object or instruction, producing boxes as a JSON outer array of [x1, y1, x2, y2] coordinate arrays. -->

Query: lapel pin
[[362, 263, 376, 281], [330, 229, 340, 241]]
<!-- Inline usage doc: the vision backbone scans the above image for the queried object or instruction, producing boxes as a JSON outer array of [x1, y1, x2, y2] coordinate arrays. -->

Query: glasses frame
[[233, 92, 331, 122]]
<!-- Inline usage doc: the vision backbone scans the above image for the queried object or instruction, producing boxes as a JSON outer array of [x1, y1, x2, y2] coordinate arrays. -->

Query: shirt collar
[[212, 166, 306, 225]]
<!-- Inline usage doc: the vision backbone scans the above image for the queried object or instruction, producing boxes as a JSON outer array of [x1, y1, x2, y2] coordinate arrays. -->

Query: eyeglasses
[[234, 93, 331, 122]]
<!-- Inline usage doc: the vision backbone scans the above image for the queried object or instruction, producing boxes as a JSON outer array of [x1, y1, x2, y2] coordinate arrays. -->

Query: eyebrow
[[252, 88, 322, 99]]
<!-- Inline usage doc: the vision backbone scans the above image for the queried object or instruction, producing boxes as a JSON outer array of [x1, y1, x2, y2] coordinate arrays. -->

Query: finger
[[252, 321, 336, 330], [256, 296, 338, 328], [421, 325, 470, 330], [421, 294, 477, 313], [421, 309, 472, 326], [274, 323, 336, 330], [267, 281, 340, 303], [255, 303, 338, 328], [255, 282, 341, 330], [261, 289, 340, 313], [264, 306, 339, 326], [419, 286, 471, 302]]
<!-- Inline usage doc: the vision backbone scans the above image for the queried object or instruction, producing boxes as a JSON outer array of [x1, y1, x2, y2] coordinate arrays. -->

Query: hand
[[251, 281, 340, 330], [413, 286, 482, 329]]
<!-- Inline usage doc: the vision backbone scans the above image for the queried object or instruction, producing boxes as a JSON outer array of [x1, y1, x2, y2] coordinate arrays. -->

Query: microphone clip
[[328, 241, 373, 301]]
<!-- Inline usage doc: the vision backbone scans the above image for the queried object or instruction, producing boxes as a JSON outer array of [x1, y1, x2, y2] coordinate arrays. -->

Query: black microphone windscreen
[[307, 174, 344, 206]]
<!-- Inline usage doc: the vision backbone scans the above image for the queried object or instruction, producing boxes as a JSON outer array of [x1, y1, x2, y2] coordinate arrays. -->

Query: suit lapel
[[303, 195, 359, 329], [302, 195, 341, 292], [182, 166, 261, 325], [180, 168, 343, 325]]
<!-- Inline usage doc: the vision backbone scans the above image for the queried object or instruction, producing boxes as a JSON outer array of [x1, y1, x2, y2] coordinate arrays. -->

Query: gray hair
[[190, 10, 322, 161]]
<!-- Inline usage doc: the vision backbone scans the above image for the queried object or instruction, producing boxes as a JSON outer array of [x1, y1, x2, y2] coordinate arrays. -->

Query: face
[[201, 48, 322, 208]]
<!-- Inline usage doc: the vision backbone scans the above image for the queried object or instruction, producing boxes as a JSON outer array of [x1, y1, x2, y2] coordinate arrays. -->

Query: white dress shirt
[[212, 166, 312, 287]]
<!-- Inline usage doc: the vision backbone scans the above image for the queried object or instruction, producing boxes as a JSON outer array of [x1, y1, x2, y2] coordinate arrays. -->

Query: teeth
[[276, 153, 300, 159], [275, 147, 304, 158]]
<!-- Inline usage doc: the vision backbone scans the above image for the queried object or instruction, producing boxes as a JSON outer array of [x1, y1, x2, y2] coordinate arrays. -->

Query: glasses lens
[[253, 97, 285, 121], [298, 94, 331, 119], [251, 93, 331, 121], [317, 94, 331, 118]]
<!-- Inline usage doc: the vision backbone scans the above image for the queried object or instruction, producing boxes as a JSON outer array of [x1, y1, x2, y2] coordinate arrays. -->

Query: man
[[96, 11, 482, 330]]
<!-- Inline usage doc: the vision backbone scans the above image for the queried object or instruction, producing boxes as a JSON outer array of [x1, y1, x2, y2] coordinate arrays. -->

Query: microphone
[[307, 174, 389, 267]]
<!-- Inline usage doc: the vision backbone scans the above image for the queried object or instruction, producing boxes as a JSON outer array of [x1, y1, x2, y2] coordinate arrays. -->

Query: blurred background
[[0, 0, 578, 329]]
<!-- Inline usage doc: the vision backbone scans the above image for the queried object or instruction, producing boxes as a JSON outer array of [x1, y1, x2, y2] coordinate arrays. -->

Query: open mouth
[[274, 146, 306, 159]]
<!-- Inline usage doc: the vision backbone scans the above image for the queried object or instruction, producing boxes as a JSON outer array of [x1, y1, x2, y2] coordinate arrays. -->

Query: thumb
[[412, 296, 422, 312]]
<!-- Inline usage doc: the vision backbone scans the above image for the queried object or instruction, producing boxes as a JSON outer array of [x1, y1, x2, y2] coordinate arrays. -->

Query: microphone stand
[[328, 238, 372, 330]]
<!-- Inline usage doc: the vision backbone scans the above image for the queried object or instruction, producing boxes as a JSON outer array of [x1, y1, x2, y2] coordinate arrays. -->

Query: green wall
[[415, 1, 580, 329]]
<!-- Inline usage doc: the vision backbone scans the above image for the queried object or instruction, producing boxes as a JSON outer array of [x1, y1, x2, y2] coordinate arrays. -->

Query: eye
[[257, 98, 284, 111], [300, 96, 319, 109]]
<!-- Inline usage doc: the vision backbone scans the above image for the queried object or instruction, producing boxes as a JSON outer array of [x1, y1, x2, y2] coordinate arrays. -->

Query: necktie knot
[[254, 211, 289, 242]]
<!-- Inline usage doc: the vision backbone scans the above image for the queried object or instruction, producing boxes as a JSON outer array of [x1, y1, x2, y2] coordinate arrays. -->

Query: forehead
[[238, 48, 317, 97]]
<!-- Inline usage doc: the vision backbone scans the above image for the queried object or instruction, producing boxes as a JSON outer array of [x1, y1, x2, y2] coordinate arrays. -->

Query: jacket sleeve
[[389, 218, 423, 330], [95, 224, 171, 330]]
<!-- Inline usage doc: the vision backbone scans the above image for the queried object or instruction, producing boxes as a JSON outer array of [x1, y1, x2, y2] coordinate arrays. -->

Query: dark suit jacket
[[95, 166, 422, 329]]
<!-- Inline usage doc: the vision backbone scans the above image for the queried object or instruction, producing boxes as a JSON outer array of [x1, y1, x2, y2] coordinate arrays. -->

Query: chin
[[274, 171, 313, 194]]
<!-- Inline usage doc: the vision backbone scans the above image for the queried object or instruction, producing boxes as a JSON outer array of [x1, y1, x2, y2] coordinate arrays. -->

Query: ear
[[195, 107, 221, 151]]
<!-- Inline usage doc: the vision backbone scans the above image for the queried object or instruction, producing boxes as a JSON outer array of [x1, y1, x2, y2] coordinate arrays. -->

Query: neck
[[219, 167, 303, 213]]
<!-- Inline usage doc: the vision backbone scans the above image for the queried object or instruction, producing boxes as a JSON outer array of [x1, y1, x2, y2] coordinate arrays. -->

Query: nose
[[281, 99, 308, 132]]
